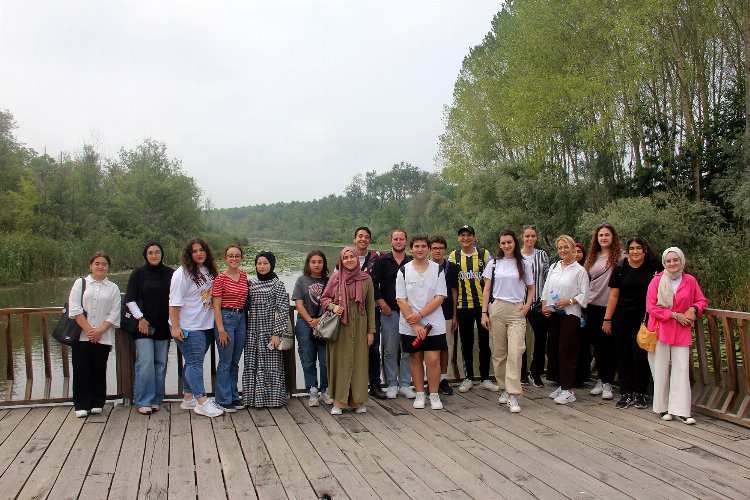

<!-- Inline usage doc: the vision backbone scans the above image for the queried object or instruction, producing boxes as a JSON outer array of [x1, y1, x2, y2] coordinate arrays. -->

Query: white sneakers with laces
[[194, 399, 224, 417], [308, 388, 320, 407], [180, 398, 198, 410], [429, 393, 443, 410], [601, 383, 613, 400], [399, 386, 417, 399], [549, 386, 562, 399], [554, 390, 576, 405], [458, 379, 473, 393], [507, 395, 521, 413], [590, 379, 604, 395], [386, 386, 398, 399], [479, 380, 500, 392], [498, 390, 509, 404], [413, 392, 426, 409]]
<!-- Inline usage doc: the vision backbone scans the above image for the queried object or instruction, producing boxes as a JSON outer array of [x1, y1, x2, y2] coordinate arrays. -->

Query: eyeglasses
[[431, 246, 446, 251]]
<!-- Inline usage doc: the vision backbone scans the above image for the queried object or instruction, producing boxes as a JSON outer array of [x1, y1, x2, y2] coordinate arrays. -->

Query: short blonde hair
[[555, 235, 577, 255]]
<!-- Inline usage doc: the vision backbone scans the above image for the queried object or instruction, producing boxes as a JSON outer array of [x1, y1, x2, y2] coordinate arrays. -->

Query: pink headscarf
[[321, 247, 370, 326]]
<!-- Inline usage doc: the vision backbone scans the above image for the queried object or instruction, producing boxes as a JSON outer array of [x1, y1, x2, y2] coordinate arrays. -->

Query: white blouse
[[68, 275, 122, 346], [540, 261, 589, 318]]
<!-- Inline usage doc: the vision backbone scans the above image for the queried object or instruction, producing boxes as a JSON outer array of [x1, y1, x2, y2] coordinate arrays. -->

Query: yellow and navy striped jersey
[[448, 247, 491, 309]]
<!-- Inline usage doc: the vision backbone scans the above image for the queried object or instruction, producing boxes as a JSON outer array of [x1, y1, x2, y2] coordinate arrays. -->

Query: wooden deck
[[1, 383, 749, 500]]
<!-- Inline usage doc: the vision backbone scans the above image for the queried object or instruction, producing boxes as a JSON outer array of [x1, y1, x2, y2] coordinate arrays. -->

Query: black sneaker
[[217, 403, 237, 413], [616, 394, 634, 409], [370, 385, 387, 400], [634, 393, 648, 409], [520, 374, 530, 386], [530, 374, 544, 388], [232, 399, 245, 410], [439, 379, 454, 395]]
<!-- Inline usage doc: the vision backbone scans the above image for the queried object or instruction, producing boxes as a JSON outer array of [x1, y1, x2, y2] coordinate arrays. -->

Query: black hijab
[[255, 251, 278, 281]]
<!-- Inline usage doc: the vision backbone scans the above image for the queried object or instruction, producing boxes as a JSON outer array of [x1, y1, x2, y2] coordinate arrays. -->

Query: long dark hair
[[496, 229, 526, 282], [180, 237, 218, 279], [303, 249, 329, 278], [585, 223, 621, 271]]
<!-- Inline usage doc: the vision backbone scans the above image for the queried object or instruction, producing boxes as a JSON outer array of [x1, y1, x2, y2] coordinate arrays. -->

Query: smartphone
[[147, 325, 156, 336]]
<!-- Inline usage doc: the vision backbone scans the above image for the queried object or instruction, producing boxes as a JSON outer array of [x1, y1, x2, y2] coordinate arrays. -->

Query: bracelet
[[482, 311, 488, 314], [603, 319, 611, 323]]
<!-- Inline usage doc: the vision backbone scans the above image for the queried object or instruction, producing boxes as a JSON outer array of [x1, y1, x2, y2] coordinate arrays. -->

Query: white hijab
[[656, 246, 685, 308]]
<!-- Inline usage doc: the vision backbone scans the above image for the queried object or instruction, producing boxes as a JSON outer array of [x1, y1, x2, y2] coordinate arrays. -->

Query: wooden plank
[[191, 412, 227, 500], [0, 407, 50, 475], [259, 424, 316, 499], [168, 403, 196, 499], [46, 415, 108, 499], [305, 404, 409, 499], [509, 388, 743, 499], [438, 489, 474, 500], [368, 401, 535, 500], [0, 406, 69, 498], [138, 405, 170, 500], [248, 407, 276, 427], [212, 414, 257, 500], [85, 403, 130, 477], [232, 409, 286, 499], [270, 406, 345, 499], [0, 408, 30, 446], [17, 407, 84, 498], [286, 401, 377, 499], [350, 403, 457, 494], [108, 406, 149, 499]]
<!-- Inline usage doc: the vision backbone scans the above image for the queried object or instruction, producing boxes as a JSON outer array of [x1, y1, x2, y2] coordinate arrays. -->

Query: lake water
[[0, 242, 346, 402]]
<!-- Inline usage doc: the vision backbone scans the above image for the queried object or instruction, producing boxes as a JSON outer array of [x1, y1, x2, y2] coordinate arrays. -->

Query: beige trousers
[[489, 300, 526, 395], [648, 341, 692, 417]]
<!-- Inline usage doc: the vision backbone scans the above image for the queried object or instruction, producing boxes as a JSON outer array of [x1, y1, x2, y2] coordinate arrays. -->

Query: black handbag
[[121, 270, 142, 335], [53, 278, 86, 346]]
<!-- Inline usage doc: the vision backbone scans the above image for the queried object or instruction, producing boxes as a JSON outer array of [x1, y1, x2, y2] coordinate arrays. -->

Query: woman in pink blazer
[[646, 247, 708, 424]]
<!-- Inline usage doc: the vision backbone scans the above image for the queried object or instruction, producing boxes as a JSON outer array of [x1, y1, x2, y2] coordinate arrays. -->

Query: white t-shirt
[[483, 258, 534, 303], [169, 265, 215, 330], [396, 260, 447, 336]]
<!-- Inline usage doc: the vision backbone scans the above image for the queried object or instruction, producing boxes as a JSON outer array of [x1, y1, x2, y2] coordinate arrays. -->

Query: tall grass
[[0, 231, 242, 284]]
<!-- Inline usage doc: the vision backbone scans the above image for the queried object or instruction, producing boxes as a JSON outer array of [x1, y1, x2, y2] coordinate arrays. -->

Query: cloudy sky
[[0, 0, 500, 208]]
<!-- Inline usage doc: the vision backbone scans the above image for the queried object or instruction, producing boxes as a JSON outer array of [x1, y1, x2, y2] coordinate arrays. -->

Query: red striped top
[[212, 271, 248, 309]]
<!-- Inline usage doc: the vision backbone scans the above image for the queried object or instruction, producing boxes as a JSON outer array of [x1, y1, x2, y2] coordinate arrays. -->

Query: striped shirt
[[212, 270, 249, 309], [522, 248, 549, 306], [448, 247, 491, 309]]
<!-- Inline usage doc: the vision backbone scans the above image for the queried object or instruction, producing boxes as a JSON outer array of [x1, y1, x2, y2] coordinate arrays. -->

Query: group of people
[[65, 222, 708, 424]]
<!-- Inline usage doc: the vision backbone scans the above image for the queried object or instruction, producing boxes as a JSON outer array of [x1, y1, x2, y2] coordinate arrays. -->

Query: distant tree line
[[0, 110, 232, 283]]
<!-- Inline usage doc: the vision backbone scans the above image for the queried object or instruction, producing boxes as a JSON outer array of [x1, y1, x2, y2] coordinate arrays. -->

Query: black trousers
[[587, 305, 616, 383], [615, 321, 651, 395], [528, 309, 550, 377], [369, 308, 382, 386], [547, 314, 580, 390], [72, 341, 111, 411], [456, 307, 491, 380]]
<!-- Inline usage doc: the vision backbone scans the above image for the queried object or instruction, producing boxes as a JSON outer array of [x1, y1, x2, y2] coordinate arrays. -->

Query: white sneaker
[[355, 406, 367, 414], [331, 406, 343, 415], [590, 379, 604, 395], [194, 400, 224, 418], [413, 392, 426, 409], [554, 390, 576, 404], [386, 386, 398, 399], [308, 388, 320, 407], [74, 410, 88, 418], [498, 390, 509, 404], [429, 393, 443, 410], [507, 395, 521, 413], [90, 408, 103, 414], [399, 386, 417, 399], [321, 390, 333, 405], [602, 383, 613, 400], [549, 386, 562, 399], [458, 379, 473, 393], [479, 380, 500, 392], [180, 398, 197, 410]]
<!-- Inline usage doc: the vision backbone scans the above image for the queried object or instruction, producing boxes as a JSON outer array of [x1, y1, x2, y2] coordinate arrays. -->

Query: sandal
[[138, 407, 153, 415]]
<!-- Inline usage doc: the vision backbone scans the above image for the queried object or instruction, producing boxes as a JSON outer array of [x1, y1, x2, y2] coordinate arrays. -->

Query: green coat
[[326, 278, 375, 405]]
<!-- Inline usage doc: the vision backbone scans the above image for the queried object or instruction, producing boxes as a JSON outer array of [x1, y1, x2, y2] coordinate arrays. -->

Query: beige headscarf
[[656, 246, 685, 308]]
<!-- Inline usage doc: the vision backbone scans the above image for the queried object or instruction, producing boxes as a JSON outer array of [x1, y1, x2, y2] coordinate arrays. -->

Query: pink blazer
[[646, 272, 708, 346]]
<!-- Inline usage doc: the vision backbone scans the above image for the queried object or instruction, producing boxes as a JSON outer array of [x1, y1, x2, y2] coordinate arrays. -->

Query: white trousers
[[648, 341, 692, 417]]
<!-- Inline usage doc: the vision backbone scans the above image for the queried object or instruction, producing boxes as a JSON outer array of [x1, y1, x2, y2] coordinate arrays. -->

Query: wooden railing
[[692, 308, 750, 427], [3, 305, 750, 428], [0, 306, 297, 406]]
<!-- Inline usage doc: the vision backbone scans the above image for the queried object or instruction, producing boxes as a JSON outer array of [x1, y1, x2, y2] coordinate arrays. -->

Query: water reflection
[[0, 243, 347, 402]]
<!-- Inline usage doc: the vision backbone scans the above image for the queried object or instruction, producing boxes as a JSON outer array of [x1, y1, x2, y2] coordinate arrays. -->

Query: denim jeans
[[177, 329, 212, 398], [295, 316, 327, 391], [380, 310, 411, 388], [134, 337, 170, 408], [215, 310, 246, 405]]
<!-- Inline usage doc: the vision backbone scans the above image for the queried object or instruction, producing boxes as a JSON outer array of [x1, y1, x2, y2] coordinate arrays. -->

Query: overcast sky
[[0, 0, 500, 208]]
